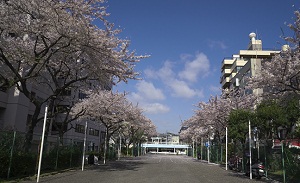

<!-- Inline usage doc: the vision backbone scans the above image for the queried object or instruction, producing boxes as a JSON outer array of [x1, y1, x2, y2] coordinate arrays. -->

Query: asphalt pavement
[[19, 154, 280, 183]]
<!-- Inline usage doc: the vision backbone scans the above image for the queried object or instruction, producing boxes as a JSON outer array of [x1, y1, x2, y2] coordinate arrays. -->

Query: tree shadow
[[87, 158, 146, 172]]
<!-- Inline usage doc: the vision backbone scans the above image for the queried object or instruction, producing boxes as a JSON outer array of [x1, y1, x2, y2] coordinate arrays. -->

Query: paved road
[[21, 154, 276, 183]]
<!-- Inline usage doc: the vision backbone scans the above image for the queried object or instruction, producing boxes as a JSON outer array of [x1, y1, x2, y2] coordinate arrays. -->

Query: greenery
[[0, 131, 84, 180]]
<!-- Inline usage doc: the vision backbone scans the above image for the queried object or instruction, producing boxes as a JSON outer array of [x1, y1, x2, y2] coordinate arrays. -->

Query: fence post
[[7, 131, 16, 179], [55, 136, 60, 170], [69, 139, 73, 168], [281, 142, 286, 183], [264, 144, 268, 178], [220, 145, 223, 164]]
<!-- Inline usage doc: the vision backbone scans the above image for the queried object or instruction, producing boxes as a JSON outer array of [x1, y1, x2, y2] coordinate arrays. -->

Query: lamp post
[[81, 121, 87, 171], [249, 120, 252, 180], [278, 126, 286, 183], [226, 126, 228, 170], [37, 105, 48, 182]]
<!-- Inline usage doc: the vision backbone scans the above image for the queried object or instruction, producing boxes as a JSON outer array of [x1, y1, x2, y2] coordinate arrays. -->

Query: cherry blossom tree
[[72, 90, 128, 163], [246, 10, 300, 142], [0, 0, 146, 151], [180, 115, 206, 144], [181, 88, 257, 146], [72, 90, 156, 162], [111, 104, 156, 157], [248, 10, 300, 100]]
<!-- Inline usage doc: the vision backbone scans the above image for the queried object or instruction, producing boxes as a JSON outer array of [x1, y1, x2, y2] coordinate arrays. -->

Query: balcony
[[221, 58, 235, 69], [221, 68, 231, 76], [221, 77, 230, 87]]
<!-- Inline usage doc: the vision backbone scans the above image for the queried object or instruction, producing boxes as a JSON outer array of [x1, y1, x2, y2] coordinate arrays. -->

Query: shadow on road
[[87, 157, 146, 172]]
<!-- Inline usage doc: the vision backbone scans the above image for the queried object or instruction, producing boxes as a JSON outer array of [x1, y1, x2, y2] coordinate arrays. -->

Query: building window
[[78, 91, 87, 99], [61, 88, 71, 96], [100, 131, 106, 140], [89, 128, 99, 136], [236, 66, 242, 72], [75, 124, 85, 134]]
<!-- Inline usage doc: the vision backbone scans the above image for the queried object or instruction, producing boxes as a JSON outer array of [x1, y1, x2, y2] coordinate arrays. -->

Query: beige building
[[220, 32, 280, 90]]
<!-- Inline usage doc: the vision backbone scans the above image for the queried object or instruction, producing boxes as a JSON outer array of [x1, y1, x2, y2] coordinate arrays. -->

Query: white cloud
[[136, 80, 165, 100], [129, 92, 143, 102], [126, 81, 169, 115], [169, 79, 204, 98], [208, 40, 228, 50], [143, 103, 170, 114], [178, 52, 210, 82], [144, 68, 158, 79], [157, 60, 175, 79], [142, 55, 208, 99], [209, 85, 221, 94]]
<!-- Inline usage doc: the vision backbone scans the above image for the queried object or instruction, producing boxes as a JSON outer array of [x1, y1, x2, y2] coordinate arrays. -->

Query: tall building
[[220, 32, 280, 91]]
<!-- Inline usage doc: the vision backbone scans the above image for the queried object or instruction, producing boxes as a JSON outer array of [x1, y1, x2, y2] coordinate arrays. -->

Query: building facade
[[0, 82, 107, 153], [220, 32, 280, 91]]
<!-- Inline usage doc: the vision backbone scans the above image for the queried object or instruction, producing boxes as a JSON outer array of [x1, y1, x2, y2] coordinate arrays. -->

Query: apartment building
[[0, 82, 107, 152], [220, 32, 280, 91]]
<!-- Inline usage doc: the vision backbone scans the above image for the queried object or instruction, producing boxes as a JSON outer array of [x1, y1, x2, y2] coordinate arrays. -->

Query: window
[[61, 88, 71, 96], [89, 128, 99, 136], [78, 92, 87, 99], [75, 124, 85, 134], [236, 66, 242, 72], [100, 131, 106, 140]]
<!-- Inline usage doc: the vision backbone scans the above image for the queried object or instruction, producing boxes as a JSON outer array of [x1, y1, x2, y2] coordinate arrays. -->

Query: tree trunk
[[24, 105, 42, 152]]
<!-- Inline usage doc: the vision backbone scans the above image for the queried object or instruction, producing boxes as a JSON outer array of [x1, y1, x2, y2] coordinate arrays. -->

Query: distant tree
[[181, 88, 257, 144], [71, 90, 156, 162], [72, 90, 129, 163]]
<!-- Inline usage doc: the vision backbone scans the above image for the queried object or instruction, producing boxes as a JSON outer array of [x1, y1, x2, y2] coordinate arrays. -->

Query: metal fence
[[194, 141, 300, 182], [0, 130, 84, 180]]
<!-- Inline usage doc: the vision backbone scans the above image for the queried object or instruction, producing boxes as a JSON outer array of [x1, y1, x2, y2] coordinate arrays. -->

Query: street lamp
[[81, 121, 88, 171], [37, 105, 48, 183], [278, 126, 287, 183], [226, 126, 228, 170], [248, 120, 252, 180]]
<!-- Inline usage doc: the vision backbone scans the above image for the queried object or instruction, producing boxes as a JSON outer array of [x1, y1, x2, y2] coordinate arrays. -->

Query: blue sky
[[106, 0, 299, 134]]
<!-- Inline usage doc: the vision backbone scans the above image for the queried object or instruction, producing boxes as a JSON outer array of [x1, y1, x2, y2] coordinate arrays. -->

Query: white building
[[220, 32, 280, 91]]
